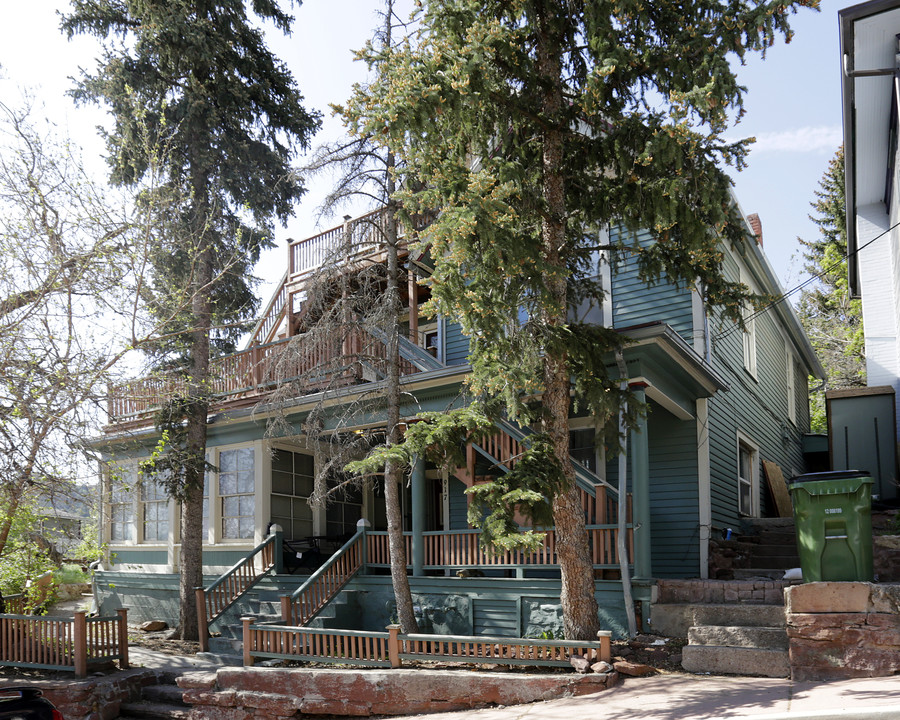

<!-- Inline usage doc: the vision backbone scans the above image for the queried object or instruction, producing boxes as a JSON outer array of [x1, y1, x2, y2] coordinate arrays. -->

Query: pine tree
[[799, 146, 865, 431], [63, 0, 320, 640], [345, 0, 815, 639]]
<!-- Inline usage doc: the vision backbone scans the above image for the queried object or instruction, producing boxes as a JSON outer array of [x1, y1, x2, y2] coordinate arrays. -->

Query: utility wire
[[713, 217, 900, 342]]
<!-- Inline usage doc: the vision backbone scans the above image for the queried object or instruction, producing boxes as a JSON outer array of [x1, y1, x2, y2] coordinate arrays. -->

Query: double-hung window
[[219, 448, 255, 539], [141, 472, 169, 542], [738, 436, 759, 517], [110, 467, 135, 542]]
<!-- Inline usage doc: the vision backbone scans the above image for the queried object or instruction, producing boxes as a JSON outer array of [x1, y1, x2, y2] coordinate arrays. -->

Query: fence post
[[117, 608, 130, 669], [195, 588, 209, 652], [73, 611, 87, 678], [242, 617, 254, 667], [387, 624, 402, 669], [280, 595, 293, 625], [597, 630, 611, 663]]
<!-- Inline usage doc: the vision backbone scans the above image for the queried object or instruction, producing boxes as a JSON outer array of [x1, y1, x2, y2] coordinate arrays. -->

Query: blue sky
[[0, 1, 843, 298]]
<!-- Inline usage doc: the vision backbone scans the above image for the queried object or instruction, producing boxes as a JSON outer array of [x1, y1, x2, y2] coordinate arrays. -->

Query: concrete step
[[687, 625, 788, 650], [117, 701, 190, 720], [748, 544, 799, 559], [651, 603, 785, 637], [681, 645, 790, 678]]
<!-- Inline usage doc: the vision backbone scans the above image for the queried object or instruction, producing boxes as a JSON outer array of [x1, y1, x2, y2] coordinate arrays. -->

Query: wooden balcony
[[107, 326, 425, 428]]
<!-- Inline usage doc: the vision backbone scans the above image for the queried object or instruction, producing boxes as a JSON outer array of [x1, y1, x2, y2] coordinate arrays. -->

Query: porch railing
[[281, 528, 365, 626], [242, 620, 611, 670], [364, 523, 632, 571], [196, 531, 280, 651], [0, 609, 128, 677]]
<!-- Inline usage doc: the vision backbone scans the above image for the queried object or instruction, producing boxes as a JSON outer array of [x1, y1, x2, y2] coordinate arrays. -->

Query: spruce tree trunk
[[384, 157, 418, 633], [536, 0, 599, 641], [179, 238, 211, 642]]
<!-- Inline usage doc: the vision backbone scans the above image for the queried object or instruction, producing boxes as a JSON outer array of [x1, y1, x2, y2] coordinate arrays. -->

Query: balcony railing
[[108, 325, 423, 424]]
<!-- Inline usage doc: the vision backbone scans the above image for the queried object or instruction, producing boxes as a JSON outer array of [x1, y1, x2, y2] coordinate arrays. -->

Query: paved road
[[401, 673, 900, 720]]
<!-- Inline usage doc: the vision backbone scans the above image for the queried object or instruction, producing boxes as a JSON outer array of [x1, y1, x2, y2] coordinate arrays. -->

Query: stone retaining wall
[[179, 666, 618, 719], [785, 582, 900, 681], [3, 669, 158, 720], [656, 579, 794, 605]]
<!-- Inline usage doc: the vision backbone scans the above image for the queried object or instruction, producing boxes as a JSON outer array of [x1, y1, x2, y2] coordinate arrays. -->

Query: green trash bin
[[787, 470, 874, 583]]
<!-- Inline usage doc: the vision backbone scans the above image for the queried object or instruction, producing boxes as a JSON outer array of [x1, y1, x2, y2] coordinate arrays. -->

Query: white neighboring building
[[840, 0, 900, 436]]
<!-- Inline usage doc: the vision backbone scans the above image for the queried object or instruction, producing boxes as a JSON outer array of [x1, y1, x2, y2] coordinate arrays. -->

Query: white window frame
[[108, 465, 137, 544], [140, 471, 170, 544], [216, 445, 257, 541], [737, 432, 760, 517]]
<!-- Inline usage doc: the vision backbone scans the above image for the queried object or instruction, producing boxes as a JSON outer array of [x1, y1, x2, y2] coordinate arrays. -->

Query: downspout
[[615, 349, 638, 638]]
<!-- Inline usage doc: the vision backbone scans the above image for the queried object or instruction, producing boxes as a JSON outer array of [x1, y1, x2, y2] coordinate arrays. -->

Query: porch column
[[630, 383, 652, 581], [411, 455, 426, 576]]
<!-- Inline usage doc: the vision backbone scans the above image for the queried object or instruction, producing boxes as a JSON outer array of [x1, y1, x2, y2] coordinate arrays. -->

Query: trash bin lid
[[788, 470, 870, 485]]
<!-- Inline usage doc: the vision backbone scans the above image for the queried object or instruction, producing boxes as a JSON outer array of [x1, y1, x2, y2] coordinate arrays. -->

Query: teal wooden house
[[93, 207, 824, 639]]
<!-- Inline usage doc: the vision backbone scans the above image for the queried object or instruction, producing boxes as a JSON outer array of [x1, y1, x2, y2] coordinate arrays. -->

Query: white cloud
[[742, 126, 843, 154]]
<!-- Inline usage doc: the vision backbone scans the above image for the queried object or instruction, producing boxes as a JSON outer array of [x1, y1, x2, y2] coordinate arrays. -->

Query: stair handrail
[[245, 271, 289, 349], [195, 529, 282, 650], [487, 418, 618, 497], [281, 521, 367, 627]]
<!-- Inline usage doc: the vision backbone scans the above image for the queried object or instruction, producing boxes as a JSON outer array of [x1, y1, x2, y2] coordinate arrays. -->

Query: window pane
[[237, 448, 254, 472], [219, 474, 237, 496], [223, 496, 239, 516], [237, 470, 254, 495], [223, 517, 239, 538]]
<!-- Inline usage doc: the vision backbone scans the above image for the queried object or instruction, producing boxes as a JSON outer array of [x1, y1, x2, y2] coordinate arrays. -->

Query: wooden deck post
[[272, 526, 284, 574], [242, 617, 254, 666], [195, 588, 210, 652], [73, 611, 87, 678], [597, 630, 611, 663], [117, 608, 130, 669], [387, 624, 402, 668], [280, 595, 293, 625]]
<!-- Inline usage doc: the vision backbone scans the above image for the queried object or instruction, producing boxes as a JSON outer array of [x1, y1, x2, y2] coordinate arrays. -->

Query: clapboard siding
[[706, 249, 809, 531], [648, 404, 700, 577], [610, 226, 694, 342], [448, 477, 469, 530], [444, 319, 469, 365]]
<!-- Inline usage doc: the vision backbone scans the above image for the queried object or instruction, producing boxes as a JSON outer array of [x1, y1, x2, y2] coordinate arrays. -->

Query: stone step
[[117, 701, 190, 720], [681, 645, 790, 678], [140, 686, 187, 707], [732, 568, 795, 581], [650, 603, 785, 637], [687, 625, 788, 650]]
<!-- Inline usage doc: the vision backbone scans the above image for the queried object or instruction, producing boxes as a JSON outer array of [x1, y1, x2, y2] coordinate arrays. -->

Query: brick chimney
[[747, 213, 763, 246]]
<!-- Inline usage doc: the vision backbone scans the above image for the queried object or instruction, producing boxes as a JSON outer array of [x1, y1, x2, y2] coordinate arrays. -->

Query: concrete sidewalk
[[402, 674, 900, 720]]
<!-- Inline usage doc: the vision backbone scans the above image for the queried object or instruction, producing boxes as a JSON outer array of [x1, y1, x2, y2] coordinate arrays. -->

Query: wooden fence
[[243, 620, 611, 670], [0, 609, 128, 677]]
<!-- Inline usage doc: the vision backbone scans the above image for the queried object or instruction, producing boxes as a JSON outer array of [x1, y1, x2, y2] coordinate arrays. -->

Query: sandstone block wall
[[179, 667, 617, 719], [786, 582, 900, 681], [7, 669, 157, 720]]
